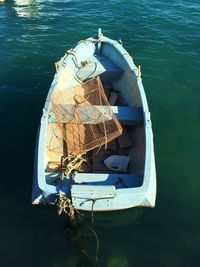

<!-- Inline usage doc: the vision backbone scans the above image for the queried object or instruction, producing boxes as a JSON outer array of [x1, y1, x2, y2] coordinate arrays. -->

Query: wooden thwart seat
[[49, 105, 143, 126], [73, 173, 143, 188], [111, 106, 143, 125]]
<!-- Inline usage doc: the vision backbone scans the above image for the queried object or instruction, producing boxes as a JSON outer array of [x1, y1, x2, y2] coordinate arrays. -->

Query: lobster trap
[[50, 76, 122, 156]]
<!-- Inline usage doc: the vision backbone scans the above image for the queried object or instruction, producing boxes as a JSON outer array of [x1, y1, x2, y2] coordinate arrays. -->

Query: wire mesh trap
[[50, 76, 122, 157]]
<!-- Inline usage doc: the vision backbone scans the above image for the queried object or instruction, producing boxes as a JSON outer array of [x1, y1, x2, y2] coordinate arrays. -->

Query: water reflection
[[14, 0, 38, 17]]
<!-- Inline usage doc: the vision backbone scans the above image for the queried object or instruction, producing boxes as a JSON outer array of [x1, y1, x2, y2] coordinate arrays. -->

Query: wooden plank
[[117, 127, 133, 149], [49, 106, 143, 125], [111, 106, 143, 125], [73, 173, 143, 188], [92, 151, 109, 172], [92, 139, 117, 172], [109, 91, 118, 105], [74, 173, 131, 183]]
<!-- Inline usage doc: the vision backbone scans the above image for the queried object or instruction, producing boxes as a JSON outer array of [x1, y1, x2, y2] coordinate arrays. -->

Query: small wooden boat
[[32, 29, 156, 211]]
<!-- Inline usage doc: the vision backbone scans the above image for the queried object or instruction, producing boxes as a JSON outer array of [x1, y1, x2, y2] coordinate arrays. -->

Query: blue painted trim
[[32, 126, 43, 203], [74, 173, 143, 189], [111, 106, 143, 125]]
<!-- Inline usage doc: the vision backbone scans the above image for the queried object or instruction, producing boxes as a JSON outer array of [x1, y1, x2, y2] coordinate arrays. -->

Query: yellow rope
[[64, 155, 86, 177], [138, 65, 141, 77], [60, 153, 91, 179], [58, 195, 75, 221]]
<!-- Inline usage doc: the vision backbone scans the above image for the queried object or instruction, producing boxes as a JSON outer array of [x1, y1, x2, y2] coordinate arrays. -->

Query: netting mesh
[[50, 76, 122, 156]]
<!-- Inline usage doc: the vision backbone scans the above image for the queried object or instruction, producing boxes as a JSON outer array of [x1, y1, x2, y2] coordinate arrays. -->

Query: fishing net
[[50, 76, 122, 156]]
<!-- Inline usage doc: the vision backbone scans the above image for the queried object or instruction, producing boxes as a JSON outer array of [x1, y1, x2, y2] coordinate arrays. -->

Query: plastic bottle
[[103, 155, 130, 172]]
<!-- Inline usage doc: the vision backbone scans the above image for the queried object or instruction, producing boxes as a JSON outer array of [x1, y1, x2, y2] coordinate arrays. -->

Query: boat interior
[[44, 40, 145, 192]]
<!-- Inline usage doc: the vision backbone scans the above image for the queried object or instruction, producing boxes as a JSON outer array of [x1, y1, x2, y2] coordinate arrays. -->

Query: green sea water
[[0, 0, 200, 266]]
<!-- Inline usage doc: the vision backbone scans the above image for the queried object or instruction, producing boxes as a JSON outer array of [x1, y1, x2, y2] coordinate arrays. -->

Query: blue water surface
[[0, 1, 200, 266]]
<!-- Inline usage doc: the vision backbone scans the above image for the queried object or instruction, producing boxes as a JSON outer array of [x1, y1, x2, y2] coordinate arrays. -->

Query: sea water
[[0, 0, 199, 266]]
